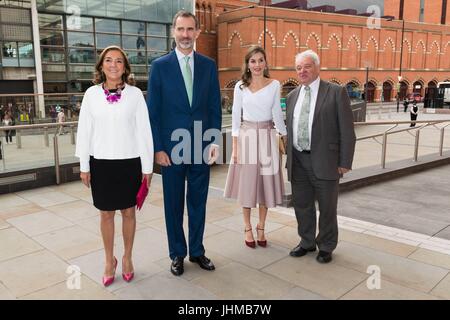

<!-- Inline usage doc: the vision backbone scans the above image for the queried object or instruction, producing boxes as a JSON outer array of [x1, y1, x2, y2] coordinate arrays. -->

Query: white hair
[[295, 50, 320, 66]]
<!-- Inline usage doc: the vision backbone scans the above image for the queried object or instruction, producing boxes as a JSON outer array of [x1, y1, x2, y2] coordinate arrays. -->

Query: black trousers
[[410, 113, 418, 127], [4, 131, 12, 142]]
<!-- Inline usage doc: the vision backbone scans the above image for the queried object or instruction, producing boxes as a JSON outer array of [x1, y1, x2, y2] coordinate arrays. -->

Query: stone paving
[[1, 170, 450, 300]]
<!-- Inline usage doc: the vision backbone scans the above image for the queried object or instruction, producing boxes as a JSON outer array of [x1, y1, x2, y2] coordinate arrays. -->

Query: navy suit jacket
[[146, 50, 222, 157]]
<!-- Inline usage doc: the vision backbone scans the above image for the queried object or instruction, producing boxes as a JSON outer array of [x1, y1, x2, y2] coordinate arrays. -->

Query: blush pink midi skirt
[[224, 120, 285, 208]]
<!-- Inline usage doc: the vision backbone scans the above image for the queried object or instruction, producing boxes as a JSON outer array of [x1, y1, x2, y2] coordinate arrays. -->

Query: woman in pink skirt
[[224, 46, 287, 248]]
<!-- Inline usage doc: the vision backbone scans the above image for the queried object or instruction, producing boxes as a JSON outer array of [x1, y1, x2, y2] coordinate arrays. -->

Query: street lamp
[[263, 4, 267, 50], [396, 19, 405, 112]]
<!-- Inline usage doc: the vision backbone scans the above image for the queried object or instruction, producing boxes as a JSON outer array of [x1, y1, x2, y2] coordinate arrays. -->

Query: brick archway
[[382, 81, 393, 102]]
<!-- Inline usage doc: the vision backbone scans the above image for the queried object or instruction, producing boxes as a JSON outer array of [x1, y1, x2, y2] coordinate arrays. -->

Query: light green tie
[[298, 86, 311, 150], [182, 56, 193, 106]]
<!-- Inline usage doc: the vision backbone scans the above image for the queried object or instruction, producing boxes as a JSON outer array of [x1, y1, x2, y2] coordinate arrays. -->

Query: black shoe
[[189, 255, 215, 271], [316, 251, 332, 264], [289, 244, 316, 257], [170, 257, 184, 276]]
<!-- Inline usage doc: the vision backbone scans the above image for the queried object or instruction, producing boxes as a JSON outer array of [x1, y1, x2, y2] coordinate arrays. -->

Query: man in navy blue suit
[[147, 11, 222, 276]]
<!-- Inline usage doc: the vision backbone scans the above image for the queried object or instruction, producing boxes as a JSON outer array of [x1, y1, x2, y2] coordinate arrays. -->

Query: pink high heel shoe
[[122, 257, 134, 282], [102, 257, 117, 287]]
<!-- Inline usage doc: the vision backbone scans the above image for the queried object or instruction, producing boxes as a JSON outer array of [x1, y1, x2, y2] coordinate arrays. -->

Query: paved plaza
[[1, 164, 450, 300], [0, 107, 449, 300]]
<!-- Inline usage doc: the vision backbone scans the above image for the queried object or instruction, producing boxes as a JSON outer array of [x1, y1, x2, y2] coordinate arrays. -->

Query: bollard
[[53, 135, 60, 185], [414, 130, 420, 162], [0, 139, 4, 170], [16, 130, 22, 149], [381, 132, 388, 169], [44, 127, 49, 147]]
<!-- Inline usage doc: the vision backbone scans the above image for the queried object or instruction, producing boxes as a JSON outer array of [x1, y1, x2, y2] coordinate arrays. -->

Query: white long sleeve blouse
[[231, 80, 287, 137], [75, 84, 154, 174]]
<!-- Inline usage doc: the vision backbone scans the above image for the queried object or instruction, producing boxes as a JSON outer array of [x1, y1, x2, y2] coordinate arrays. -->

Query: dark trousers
[[4, 131, 12, 143], [410, 113, 417, 127], [291, 148, 339, 253], [161, 162, 210, 260]]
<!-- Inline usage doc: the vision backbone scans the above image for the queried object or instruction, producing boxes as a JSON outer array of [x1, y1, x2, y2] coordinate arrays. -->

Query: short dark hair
[[172, 10, 199, 30]]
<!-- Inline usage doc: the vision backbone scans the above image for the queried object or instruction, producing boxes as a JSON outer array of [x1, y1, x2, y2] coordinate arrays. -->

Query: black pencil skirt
[[89, 156, 142, 211]]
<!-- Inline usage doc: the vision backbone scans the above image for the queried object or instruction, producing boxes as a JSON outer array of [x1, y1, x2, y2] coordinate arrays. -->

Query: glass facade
[[35, 0, 193, 92], [0, 6, 34, 68]]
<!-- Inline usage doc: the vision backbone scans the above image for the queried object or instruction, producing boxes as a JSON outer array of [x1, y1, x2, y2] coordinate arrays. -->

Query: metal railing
[[0, 122, 77, 184], [354, 119, 450, 168], [1, 119, 450, 185]]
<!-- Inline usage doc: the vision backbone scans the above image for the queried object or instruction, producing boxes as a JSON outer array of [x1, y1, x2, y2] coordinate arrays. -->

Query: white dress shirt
[[75, 84, 154, 173], [231, 80, 287, 137], [175, 47, 194, 81], [293, 76, 321, 151]]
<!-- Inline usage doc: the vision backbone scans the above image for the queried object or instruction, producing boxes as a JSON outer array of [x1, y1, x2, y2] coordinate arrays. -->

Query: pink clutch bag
[[136, 178, 149, 211]]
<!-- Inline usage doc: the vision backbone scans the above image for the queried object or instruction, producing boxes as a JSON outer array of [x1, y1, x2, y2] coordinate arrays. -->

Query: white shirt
[[293, 76, 321, 151], [231, 80, 287, 137], [175, 47, 194, 81], [57, 111, 65, 123], [75, 84, 154, 174]]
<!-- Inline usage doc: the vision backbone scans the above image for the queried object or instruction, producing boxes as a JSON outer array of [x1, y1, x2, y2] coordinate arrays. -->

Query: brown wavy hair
[[239, 46, 270, 89], [93, 46, 135, 86]]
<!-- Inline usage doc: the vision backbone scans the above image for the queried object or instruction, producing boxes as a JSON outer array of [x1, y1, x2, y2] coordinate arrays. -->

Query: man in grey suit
[[285, 50, 356, 263]]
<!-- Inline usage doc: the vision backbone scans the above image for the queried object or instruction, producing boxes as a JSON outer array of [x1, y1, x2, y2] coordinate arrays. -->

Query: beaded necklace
[[103, 83, 125, 104]]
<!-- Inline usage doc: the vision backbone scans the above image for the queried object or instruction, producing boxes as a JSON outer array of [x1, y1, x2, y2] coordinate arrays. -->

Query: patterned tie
[[182, 56, 193, 106], [297, 86, 311, 150]]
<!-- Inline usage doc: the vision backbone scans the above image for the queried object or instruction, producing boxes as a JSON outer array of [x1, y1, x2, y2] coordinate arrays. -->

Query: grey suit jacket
[[286, 79, 356, 181]]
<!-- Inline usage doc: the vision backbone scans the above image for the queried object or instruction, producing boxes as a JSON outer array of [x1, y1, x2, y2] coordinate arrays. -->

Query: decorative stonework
[[415, 40, 426, 53], [428, 40, 440, 54], [402, 39, 412, 53], [326, 33, 342, 49], [382, 37, 395, 51], [227, 30, 243, 47], [257, 29, 276, 47], [306, 32, 321, 49], [225, 79, 239, 88], [346, 35, 361, 50], [365, 36, 379, 51], [329, 78, 342, 85], [281, 78, 299, 86], [282, 30, 300, 47]]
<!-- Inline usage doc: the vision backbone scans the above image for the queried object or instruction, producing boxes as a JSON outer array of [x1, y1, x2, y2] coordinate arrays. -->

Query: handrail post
[[70, 125, 75, 145], [44, 126, 49, 147], [16, 130, 22, 149], [381, 131, 388, 168], [53, 134, 60, 185], [414, 129, 420, 162], [0, 139, 5, 170], [439, 127, 445, 157]]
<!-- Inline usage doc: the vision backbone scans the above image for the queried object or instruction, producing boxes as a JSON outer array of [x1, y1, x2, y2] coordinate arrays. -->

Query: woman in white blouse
[[75, 46, 153, 286], [224, 46, 287, 248]]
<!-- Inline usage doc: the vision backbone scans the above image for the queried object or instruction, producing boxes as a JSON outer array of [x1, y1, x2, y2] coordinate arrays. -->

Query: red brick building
[[196, 0, 450, 102]]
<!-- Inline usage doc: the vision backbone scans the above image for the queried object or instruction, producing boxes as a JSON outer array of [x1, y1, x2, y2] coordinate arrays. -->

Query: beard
[[176, 38, 194, 50]]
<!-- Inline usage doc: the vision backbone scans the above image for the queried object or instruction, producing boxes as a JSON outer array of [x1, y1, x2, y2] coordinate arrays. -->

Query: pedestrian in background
[[410, 100, 419, 127]]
